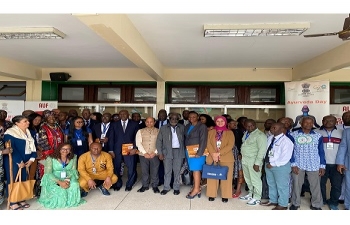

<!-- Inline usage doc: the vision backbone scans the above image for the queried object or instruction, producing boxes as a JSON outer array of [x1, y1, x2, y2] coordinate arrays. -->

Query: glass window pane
[[62, 87, 84, 101], [97, 88, 121, 101], [134, 88, 156, 102], [171, 88, 196, 103], [249, 88, 276, 103], [210, 88, 235, 103], [334, 89, 350, 103]]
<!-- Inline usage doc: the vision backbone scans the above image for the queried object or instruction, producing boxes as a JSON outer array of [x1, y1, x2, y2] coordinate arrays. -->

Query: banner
[[330, 104, 350, 125], [24, 101, 58, 115], [0, 100, 25, 121], [285, 81, 329, 130]]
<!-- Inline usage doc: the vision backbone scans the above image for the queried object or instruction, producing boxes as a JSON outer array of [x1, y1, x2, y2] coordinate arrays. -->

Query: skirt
[[185, 150, 206, 171]]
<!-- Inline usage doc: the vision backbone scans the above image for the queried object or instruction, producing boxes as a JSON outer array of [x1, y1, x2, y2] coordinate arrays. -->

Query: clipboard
[[186, 144, 208, 157]]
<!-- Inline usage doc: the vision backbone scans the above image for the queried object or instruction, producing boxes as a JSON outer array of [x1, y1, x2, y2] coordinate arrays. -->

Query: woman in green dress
[[38, 142, 85, 209]]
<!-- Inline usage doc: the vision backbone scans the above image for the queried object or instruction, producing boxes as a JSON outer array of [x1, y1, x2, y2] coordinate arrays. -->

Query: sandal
[[10, 203, 23, 210], [232, 192, 241, 198], [18, 201, 30, 208]]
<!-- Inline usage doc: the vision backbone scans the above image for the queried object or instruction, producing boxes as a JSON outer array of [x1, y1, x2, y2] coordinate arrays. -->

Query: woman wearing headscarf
[[205, 116, 235, 203], [3, 115, 37, 210]]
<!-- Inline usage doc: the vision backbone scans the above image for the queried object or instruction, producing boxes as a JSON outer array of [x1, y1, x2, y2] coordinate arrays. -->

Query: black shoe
[[310, 205, 322, 210], [160, 190, 169, 195], [245, 185, 249, 191], [289, 204, 299, 210], [152, 187, 160, 193], [173, 190, 180, 195], [208, 197, 215, 201], [300, 191, 305, 197], [158, 182, 164, 187], [338, 200, 345, 204], [137, 187, 149, 193], [222, 198, 228, 203], [125, 186, 132, 191], [81, 190, 88, 198], [113, 186, 121, 191], [98, 186, 111, 196]]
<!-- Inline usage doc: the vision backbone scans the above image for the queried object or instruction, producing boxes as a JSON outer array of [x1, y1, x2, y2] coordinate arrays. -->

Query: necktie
[[264, 137, 275, 164], [160, 120, 164, 128], [123, 121, 126, 132]]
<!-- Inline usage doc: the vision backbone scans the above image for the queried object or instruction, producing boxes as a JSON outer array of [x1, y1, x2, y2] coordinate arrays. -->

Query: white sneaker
[[239, 194, 252, 201], [247, 198, 261, 206]]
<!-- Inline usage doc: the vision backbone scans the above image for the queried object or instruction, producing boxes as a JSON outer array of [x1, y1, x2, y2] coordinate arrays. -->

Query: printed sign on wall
[[0, 100, 25, 121], [330, 104, 350, 125], [285, 81, 329, 130], [25, 101, 58, 114]]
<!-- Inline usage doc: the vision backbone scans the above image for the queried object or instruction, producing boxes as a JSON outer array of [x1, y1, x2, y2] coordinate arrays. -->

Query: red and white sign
[[25, 101, 58, 111], [0, 100, 25, 121]]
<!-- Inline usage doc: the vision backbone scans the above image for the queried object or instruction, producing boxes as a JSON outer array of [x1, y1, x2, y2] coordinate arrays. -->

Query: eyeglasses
[[76, 121, 84, 123]]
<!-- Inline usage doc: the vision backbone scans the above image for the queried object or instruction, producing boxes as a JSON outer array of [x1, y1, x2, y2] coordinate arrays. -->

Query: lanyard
[[324, 129, 334, 142], [61, 158, 68, 169], [102, 123, 110, 134], [269, 134, 284, 149], [75, 130, 83, 140], [245, 132, 250, 140]]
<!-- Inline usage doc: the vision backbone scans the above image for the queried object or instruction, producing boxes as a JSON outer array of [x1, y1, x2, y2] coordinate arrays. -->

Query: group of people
[[1, 107, 350, 211]]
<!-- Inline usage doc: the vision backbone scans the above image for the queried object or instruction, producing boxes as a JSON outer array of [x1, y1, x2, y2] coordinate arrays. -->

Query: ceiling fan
[[304, 14, 350, 41]]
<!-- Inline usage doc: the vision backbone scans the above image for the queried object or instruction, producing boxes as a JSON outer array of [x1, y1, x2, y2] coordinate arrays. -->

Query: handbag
[[7, 143, 35, 209], [202, 162, 228, 180], [181, 168, 193, 186]]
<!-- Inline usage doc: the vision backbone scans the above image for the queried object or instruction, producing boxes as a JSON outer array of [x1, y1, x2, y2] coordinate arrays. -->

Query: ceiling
[[0, 13, 349, 71]]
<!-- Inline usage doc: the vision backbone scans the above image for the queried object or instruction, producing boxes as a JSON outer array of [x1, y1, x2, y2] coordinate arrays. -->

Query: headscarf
[[43, 110, 54, 118], [214, 116, 229, 131]]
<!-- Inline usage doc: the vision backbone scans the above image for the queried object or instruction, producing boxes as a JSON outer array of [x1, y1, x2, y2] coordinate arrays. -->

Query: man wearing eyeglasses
[[156, 113, 185, 195]]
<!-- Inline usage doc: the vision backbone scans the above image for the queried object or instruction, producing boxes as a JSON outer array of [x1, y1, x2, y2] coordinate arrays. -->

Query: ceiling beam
[[0, 57, 41, 80], [75, 14, 164, 81], [292, 41, 350, 80]]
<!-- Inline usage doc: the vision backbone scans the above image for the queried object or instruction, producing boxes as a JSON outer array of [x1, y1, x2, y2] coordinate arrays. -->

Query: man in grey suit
[[156, 113, 185, 195], [336, 128, 350, 210]]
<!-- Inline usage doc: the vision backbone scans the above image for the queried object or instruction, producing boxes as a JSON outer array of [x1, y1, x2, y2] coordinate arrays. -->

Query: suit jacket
[[206, 129, 235, 164], [336, 128, 350, 169], [184, 122, 208, 156], [92, 122, 112, 152], [108, 119, 139, 154], [155, 119, 170, 129], [156, 123, 185, 159]]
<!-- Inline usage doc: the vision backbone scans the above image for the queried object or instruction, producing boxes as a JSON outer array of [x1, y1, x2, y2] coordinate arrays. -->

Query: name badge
[[268, 150, 274, 157], [101, 134, 106, 139], [92, 167, 97, 174], [77, 139, 82, 146], [216, 141, 221, 148], [57, 137, 61, 143], [326, 142, 334, 149], [60, 171, 67, 178]]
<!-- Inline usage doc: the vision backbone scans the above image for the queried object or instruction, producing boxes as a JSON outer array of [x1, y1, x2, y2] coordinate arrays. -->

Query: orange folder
[[122, 143, 134, 155], [186, 144, 209, 157]]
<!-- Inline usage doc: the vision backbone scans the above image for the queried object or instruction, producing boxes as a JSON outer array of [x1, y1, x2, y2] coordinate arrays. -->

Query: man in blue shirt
[[289, 116, 326, 210]]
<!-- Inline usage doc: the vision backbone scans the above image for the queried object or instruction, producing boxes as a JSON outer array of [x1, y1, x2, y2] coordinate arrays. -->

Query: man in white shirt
[[260, 122, 294, 210]]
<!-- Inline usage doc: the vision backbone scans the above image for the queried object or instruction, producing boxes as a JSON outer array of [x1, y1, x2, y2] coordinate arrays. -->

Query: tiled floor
[[1, 165, 346, 211]]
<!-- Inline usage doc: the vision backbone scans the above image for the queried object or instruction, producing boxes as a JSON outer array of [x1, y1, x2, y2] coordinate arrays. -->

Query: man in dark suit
[[82, 108, 97, 130], [109, 109, 139, 191], [132, 112, 146, 129], [92, 113, 112, 152], [178, 110, 190, 126]]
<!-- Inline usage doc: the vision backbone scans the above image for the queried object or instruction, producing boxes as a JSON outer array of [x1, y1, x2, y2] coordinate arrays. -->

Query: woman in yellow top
[[206, 116, 235, 203]]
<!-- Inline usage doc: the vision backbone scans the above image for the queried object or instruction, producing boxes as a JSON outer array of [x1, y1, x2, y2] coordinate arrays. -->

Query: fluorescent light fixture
[[204, 23, 310, 37], [0, 27, 66, 40]]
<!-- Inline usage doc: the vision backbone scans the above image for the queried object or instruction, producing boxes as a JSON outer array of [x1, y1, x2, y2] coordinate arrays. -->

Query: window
[[210, 88, 235, 103], [171, 87, 197, 103], [61, 87, 85, 101], [249, 88, 277, 103], [97, 87, 121, 102], [333, 88, 350, 103], [134, 88, 156, 102]]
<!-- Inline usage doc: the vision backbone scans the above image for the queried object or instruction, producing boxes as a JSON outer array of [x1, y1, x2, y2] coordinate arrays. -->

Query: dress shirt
[[266, 133, 294, 167], [171, 126, 180, 148]]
